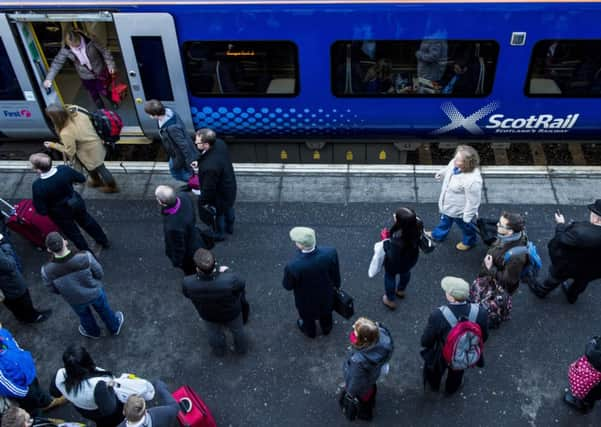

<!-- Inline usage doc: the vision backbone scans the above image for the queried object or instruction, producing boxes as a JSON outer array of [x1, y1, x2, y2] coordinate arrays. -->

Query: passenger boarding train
[[1, 0, 600, 155]]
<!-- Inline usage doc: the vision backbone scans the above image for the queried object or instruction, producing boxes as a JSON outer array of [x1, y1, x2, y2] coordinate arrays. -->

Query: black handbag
[[333, 288, 354, 319], [198, 204, 217, 230], [419, 232, 435, 254], [338, 391, 359, 421]]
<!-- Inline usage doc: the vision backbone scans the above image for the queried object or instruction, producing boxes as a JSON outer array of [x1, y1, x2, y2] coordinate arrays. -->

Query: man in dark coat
[[0, 234, 51, 323], [283, 227, 341, 338], [194, 128, 237, 241], [182, 248, 248, 356], [155, 185, 204, 275], [145, 99, 197, 183], [530, 200, 601, 303], [30, 152, 109, 252], [421, 276, 489, 395]]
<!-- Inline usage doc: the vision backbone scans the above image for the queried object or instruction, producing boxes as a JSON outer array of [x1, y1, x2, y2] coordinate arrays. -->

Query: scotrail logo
[[431, 102, 580, 135]]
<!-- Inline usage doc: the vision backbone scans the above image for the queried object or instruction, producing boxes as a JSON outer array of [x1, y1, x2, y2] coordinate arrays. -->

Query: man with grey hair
[[282, 227, 341, 338], [155, 185, 204, 275]]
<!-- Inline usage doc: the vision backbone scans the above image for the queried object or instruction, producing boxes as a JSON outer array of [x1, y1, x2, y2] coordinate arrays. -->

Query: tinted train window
[[0, 38, 24, 100], [183, 41, 298, 97], [526, 40, 601, 97], [132, 36, 174, 101], [331, 40, 499, 97]]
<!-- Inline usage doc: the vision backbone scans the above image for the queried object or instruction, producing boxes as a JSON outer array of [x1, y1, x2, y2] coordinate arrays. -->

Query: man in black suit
[[282, 227, 341, 338]]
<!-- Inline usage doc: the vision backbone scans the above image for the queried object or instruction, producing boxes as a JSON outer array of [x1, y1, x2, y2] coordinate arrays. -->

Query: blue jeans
[[384, 270, 411, 301], [431, 214, 478, 246], [70, 289, 119, 337], [168, 159, 192, 183], [215, 206, 235, 237]]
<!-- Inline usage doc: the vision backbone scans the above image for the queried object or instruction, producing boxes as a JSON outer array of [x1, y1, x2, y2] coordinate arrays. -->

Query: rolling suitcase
[[172, 385, 217, 427], [0, 198, 59, 248]]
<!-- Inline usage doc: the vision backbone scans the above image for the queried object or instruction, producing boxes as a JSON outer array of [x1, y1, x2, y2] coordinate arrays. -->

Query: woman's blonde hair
[[455, 145, 480, 172], [352, 317, 379, 349]]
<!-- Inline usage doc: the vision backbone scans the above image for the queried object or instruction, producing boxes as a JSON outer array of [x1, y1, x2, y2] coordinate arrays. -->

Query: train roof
[[2, 0, 601, 6]]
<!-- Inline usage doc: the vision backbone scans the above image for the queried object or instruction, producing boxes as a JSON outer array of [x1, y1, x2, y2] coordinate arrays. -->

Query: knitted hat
[[441, 276, 470, 300]]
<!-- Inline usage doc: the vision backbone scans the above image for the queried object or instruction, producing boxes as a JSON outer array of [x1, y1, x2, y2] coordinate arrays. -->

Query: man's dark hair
[[501, 211, 525, 232], [195, 128, 217, 147], [193, 248, 215, 273], [144, 99, 165, 116]]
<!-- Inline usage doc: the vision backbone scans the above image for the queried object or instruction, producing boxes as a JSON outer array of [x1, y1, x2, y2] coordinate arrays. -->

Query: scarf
[[163, 197, 181, 215], [496, 231, 523, 244]]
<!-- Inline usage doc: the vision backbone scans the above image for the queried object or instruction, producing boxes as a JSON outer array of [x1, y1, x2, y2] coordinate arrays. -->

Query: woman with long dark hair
[[369, 207, 421, 309], [50, 345, 123, 427]]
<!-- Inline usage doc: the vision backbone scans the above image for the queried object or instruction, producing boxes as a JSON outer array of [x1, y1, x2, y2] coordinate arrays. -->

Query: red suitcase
[[172, 385, 217, 427], [0, 198, 60, 248]]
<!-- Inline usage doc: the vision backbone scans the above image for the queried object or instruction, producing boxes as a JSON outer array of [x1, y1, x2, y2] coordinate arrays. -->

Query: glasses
[[497, 222, 511, 230]]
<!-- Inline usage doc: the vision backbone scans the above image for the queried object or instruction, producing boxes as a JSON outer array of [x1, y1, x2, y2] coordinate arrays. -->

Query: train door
[[113, 13, 194, 138], [0, 14, 53, 139]]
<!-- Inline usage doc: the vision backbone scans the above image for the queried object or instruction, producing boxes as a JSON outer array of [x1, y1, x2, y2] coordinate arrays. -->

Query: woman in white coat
[[427, 145, 483, 251]]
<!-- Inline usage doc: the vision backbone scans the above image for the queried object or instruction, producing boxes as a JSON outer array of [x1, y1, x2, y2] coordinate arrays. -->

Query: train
[[0, 0, 600, 163]]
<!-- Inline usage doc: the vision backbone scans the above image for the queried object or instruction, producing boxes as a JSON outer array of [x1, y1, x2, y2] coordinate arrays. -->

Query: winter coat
[[49, 108, 106, 171], [161, 194, 203, 271], [343, 325, 394, 397], [0, 328, 36, 399], [547, 221, 601, 281], [283, 246, 341, 320], [368, 235, 419, 278], [436, 160, 483, 223], [45, 33, 115, 82], [182, 270, 246, 323], [158, 109, 196, 172], [0, 241, 27, 299], [41, 251, 104, 305], [478, 233, 529, 295], [197, 139, 237, 213]]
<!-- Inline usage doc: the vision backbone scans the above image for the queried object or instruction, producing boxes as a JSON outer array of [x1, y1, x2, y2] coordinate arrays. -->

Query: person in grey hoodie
[[144, 99, 197, 183], [41, 232, 124, 339], [341, 317, 394, 421], [118, 380, 179, 427]]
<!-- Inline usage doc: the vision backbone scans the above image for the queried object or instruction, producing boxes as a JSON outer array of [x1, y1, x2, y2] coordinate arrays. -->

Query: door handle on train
[[34, 60, 52, 95], [128, 70, 137, 77]]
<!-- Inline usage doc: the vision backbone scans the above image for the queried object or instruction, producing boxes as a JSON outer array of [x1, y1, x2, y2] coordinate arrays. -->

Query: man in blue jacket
[[283, 227, 341, 338]]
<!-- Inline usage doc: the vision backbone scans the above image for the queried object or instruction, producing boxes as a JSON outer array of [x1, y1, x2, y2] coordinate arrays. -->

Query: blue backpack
[[503, 241, 543, 282]]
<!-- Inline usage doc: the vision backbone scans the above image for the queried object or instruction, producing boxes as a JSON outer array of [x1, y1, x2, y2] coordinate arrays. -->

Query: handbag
[[338, 391, 359, 421], [109, 74, 128, 106], [198, 205, 217, 230], [419, 231, 435, 254], [333, 288, 354, 319]]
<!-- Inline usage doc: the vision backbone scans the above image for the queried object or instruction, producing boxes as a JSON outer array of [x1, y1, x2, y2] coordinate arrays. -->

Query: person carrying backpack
[[421, 276, 488, 395], [470, 212, 533, 329]]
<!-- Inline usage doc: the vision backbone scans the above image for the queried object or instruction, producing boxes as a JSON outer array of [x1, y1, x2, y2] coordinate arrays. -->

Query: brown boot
[[99, 183, 119, 193], [42, 396, 67, 411], [87, 177, 102, 188]]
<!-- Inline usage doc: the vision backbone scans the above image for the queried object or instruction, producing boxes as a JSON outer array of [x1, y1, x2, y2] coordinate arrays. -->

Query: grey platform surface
[[1, 178, 600, 425]]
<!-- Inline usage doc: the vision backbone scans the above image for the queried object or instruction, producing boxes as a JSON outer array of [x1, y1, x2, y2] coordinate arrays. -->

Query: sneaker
[[32, 309, 52, 323], [455, 242, 474, 251], [112, 311, 125, 336], [78, 325, 101, 339]]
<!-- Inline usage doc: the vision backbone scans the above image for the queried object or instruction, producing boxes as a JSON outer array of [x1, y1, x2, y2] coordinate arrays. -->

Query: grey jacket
[[116, 380, 179, 427], [343, 325, 394, 397], [41, 251, 103, 305], [158, 108, 196, 172], [0, 241, 27, 299], [45, 34, 115, 81]]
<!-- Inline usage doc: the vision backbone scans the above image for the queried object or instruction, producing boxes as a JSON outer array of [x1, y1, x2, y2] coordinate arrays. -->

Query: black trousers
[[16, 378, 52, 415], [50, 205, 108, 251], [584, 382, 601, 405], [89, 164, 117, 188], [300, 311, 333, 338], [3, 289, 42, 323], [423, 360, 464, 394], [540, 265, 591, 302]]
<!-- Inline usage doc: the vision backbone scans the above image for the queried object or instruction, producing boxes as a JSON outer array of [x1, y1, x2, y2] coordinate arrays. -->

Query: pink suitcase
[[0, 198, 60, 248], [172, 385, 217, 427]]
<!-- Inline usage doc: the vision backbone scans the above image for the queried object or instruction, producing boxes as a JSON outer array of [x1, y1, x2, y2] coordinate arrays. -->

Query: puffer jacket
[[41, 251, 103, 305], [0, 328, 36, 398], [343, 325, 394, 397], [0, 241, 27, 299], [437, 159, 483, 223], [45, 32, 114, 81]]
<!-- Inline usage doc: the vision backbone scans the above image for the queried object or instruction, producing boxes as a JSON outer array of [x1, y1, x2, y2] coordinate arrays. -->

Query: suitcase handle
[[178, 398, 192, 413]]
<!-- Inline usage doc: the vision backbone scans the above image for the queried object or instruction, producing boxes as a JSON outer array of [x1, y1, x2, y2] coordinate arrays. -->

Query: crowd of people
[[1, 127, 601, 424]]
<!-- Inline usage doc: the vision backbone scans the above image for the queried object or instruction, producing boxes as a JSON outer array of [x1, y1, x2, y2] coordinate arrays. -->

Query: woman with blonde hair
[[44, 103, 118, 193], [427, 145, 482, 250], [340, 317, 394, 421]]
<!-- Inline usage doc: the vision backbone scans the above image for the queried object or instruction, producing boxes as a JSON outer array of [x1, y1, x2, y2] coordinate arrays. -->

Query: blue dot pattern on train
[[190, 106, 362, 136]]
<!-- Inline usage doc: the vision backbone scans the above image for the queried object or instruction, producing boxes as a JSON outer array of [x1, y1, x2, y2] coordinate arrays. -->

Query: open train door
[[113, 13, 194, 139], [0, 14, 54, 139]]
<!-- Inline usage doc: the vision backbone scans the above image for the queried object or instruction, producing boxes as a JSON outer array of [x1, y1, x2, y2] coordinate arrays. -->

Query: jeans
[[168, 159, 192, 183], [70, 289, 119, 337], [205, 314, 247, 355], [384, 270, 411, 301], [215, 206, 235, 237], [431, 214, 478, 246]]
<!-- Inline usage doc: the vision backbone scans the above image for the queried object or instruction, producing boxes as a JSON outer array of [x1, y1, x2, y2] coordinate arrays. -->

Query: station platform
[[0, 163, 599, 426]]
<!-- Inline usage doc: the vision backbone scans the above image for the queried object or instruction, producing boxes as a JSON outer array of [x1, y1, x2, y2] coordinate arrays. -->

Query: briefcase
[[198, 205, 216, 230], [333, 288, 354, 319]]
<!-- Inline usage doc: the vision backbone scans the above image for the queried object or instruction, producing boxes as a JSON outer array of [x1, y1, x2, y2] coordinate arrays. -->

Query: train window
[[183, 41, 298, 97], [331, 40, 499, 97], [131, 36, 174, 101], [0, 38, 24, 101], [526, 40, 601, 97]]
